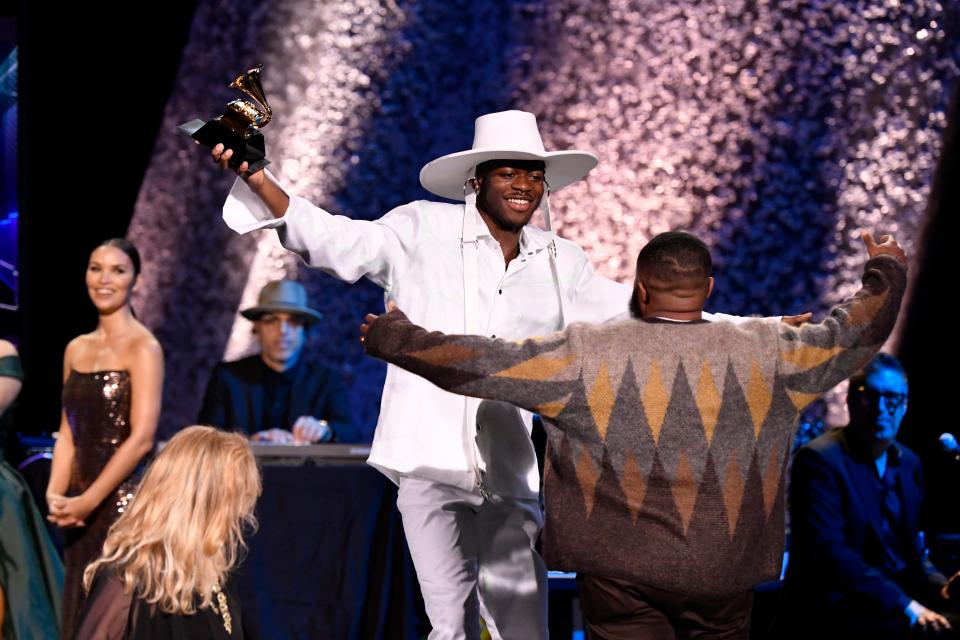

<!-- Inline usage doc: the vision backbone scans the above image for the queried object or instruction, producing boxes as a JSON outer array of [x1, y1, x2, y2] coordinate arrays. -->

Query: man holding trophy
[[188, 68, 762, 639], [187, 68, 630, 638]]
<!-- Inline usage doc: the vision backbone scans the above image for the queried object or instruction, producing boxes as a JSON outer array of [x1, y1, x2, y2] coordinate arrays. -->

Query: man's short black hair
[[475, 159, 546, 179], [848, 353, 908, 395], [635, 231, 712, 283], [629, 231, 712, 318]]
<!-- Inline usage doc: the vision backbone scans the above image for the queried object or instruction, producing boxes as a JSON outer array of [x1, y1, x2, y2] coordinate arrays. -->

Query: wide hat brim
[[240, 303, 323, 323], [419, 149, 598, 201]]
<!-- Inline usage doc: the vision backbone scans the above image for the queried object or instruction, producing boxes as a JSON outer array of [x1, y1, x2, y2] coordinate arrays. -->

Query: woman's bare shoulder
[[0, 339, 18, 358]]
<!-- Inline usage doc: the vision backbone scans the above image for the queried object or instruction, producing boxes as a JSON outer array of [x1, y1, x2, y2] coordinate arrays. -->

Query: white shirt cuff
[[223, 169, 287, 234]]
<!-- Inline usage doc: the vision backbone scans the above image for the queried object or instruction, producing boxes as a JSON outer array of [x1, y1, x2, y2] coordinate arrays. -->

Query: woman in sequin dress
[[45, 239, 164, 640]]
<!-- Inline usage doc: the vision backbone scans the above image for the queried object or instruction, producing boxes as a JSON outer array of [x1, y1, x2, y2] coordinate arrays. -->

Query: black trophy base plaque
[[179, 118, 270, 173]]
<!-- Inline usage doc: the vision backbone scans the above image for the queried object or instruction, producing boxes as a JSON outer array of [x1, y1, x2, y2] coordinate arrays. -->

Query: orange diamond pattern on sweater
[[575, 446, 601, 518], [787, 390, 820, 411], [587, 362, 616, 440], [762, 442, 784, 519], [672, 451, 698, 533], [695, 360, 722, 444], [780, 343, 844, 372], [746, 362, 772, 438], [620, 453, 647, 525], [492, 354, 577, 381], [642, 361, 669, 444], [535, 393, 572, 419], [722, 455, 745, 539]]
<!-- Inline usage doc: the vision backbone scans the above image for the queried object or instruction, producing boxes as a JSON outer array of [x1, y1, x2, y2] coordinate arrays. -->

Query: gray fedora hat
[[240, 279, 323, 323]]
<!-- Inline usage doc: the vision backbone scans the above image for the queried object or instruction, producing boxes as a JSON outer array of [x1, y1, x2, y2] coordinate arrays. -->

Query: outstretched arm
[[209, 139, 425, 290], [361, 310, 583, 418], [777, 232, 908, 398]]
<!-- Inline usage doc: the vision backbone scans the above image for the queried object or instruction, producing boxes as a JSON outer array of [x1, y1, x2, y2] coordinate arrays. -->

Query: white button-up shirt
[[225, 176, 632, 499]]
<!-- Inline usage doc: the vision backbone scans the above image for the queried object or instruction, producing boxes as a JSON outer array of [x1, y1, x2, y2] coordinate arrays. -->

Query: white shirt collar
[[466, 204, 551, 253]]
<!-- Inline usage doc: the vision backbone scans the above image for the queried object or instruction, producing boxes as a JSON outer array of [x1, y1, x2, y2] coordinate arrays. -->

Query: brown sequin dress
[[61, 369, 140, 640]]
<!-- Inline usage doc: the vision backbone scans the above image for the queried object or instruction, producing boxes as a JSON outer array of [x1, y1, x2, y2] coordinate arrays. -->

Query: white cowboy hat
[[419, 110, 597, 200]]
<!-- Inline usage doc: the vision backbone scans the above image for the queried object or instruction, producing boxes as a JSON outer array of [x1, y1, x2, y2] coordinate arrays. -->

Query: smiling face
[[86, 245, 137, 315], [474, 160, 546, 233]]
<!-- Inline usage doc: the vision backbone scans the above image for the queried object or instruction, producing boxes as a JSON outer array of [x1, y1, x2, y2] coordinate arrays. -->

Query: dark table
[[235, 459, 425, 640]]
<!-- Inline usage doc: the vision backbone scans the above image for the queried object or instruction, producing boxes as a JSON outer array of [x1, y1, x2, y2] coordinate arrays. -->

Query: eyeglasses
[[855, 386, 907, 411]]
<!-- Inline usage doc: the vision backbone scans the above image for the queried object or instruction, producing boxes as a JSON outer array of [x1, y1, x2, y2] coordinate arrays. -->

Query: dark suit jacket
[[198, 355, 361, 443], [787, 428, 946, 620]]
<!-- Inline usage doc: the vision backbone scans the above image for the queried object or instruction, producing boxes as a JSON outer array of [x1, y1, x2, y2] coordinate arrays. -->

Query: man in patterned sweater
[[361, 230, 908, 639]]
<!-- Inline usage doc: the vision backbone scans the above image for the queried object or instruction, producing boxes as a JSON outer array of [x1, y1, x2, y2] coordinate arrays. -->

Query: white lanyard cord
[[541, 190, 569, 329]]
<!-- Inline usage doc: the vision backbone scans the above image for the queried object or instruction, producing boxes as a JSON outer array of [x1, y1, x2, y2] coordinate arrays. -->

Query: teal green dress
[[0, 354, 63, 639]]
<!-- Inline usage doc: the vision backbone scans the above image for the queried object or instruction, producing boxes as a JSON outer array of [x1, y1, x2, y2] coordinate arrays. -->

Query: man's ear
[[706, 276, 714, 299], [637, 280, 650, 304]]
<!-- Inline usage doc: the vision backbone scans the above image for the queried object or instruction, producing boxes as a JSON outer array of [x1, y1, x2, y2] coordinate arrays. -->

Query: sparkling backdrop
[[129, 0, 959, 438]]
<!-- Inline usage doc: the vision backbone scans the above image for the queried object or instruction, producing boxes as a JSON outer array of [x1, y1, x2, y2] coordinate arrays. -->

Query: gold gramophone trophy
[[179, 65, 272, 173]]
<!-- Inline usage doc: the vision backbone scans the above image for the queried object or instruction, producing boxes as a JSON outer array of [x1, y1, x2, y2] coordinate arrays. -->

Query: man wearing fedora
[[210, 110, 740, 638], [198, 279, 359, 444]]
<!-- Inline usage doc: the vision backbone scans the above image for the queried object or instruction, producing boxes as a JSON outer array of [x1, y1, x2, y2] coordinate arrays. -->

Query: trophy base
[[178, 118, 270, 173]]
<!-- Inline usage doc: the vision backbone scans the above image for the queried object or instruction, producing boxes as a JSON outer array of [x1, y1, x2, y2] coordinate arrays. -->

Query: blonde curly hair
[[83, 425, 261, 614]]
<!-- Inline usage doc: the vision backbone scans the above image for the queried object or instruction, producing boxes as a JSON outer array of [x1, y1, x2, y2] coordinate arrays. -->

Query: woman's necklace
[[208, 581, 232, 634]]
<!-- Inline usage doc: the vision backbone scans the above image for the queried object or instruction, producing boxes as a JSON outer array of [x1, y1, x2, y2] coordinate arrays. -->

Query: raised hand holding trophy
[[179, 65, 272, 173]]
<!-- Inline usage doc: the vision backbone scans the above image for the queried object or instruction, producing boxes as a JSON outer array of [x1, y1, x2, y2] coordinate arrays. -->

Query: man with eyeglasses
[[198, 279, 360, 443], [786, 353, 958, 639]]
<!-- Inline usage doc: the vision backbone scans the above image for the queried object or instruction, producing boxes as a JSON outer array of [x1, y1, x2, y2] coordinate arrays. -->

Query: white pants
[[397, 476, 548, 640]]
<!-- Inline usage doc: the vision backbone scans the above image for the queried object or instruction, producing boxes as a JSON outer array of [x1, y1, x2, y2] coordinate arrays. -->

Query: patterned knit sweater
[[365, 255, 906, 599]]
